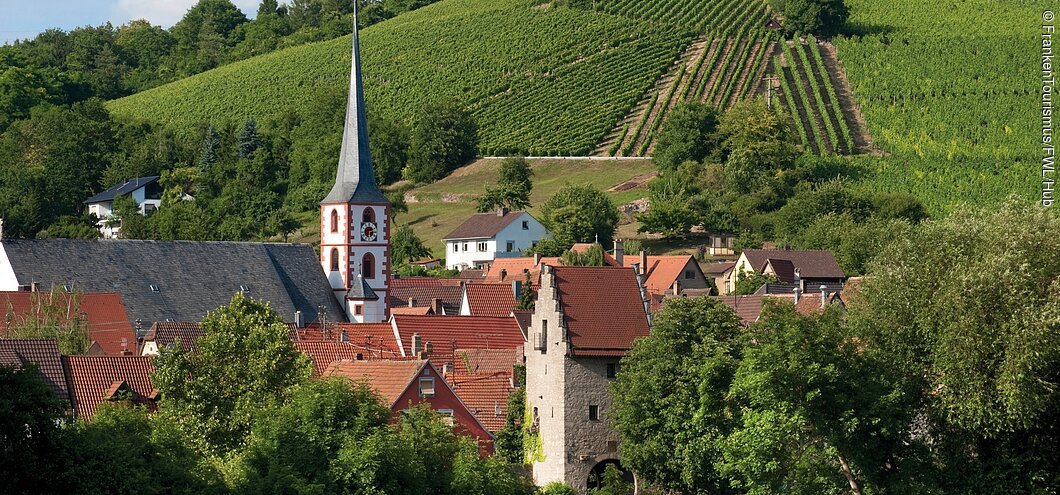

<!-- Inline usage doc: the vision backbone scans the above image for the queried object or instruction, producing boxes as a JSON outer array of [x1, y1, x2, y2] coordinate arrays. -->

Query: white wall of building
[[444, 212, 548, 270], [0, 242, 19, 291]]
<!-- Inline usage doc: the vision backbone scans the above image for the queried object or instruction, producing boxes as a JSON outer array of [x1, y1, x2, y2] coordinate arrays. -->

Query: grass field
[[107, 0, 691, 156], [289, 158, 656, 256], [835, 0, 1045, 213]]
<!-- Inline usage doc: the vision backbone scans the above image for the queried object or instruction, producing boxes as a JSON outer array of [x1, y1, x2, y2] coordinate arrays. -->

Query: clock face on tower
[[360, 222, 377, 242]]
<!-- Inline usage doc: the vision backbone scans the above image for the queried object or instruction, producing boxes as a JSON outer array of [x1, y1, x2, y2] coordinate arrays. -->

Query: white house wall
[[445, 213, 548, 270], [0, 242, 19, 291]]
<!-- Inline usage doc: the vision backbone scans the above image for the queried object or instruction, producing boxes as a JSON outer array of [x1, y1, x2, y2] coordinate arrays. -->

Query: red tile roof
[[793, 292, 845, 316], [0, 292, 136, 355], [443, 210, 528, 240], [143, 322, 205, 352], [451, 373, 515, 431], [742, 249, 845, 279], [484, 257, 560, 284], [621, 255, 699, 295], [715, 295, 769, 325], [323, 359, 426, 407], [390, 277, 465, 288], [62, 355, 156, 419], [0, 339, 67, 399], [453, 347, 522, 376], [463, 284, 518, 317], [569, 243, 620, 266], [388, 285, 463, 314], [295, 341, 398, 376], [550, 266, 650, 356], [294, 322, 401, 357], [392, 315, 525, 359], [389, 306, 434, 315]]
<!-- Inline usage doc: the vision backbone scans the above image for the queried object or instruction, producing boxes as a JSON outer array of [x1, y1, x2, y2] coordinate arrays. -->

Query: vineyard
[[576, 0, 772, 34], [772, 37, 861, 155], [107, 0, 691, 156], [834, 0, 1043, 213]]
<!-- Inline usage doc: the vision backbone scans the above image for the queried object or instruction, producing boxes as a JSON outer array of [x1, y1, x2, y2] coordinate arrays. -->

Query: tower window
[[330, 248, 340, 272], [589, 405, 599, 421], [330, 209, 338, 233], [362, 253, 375, 279], [362, 207, 375, 224]]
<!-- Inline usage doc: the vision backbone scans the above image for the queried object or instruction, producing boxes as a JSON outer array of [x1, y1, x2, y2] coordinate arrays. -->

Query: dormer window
[[330, 209, 339, 233]]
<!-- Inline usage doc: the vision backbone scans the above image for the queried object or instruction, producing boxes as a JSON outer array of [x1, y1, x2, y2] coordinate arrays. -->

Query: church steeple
[[322, 4, 388, 205]]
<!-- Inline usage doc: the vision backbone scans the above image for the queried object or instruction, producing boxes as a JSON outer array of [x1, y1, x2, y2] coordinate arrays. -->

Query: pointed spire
[[322, 3, 388, 204]]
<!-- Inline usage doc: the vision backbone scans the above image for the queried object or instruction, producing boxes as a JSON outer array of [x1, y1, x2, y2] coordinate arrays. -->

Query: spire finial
[[321, 1, 388, 205]]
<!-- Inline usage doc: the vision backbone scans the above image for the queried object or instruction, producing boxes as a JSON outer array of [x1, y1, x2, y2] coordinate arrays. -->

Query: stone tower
[[320, 7, 390, 323]]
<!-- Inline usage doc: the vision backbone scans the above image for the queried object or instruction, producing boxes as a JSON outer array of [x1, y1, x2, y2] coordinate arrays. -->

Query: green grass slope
[[107, 0, 691, 156], [836, 0, 1044, 213]]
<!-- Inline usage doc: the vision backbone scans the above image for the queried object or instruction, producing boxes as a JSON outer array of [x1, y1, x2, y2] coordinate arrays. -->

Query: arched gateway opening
[[587, 459, 635, 492]]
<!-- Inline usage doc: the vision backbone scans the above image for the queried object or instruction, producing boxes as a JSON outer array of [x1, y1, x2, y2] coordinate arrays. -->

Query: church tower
[[320, 8, 390, 323]]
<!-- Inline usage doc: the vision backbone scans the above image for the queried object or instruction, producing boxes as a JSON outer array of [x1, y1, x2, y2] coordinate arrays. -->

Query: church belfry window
[[362, 253, 375, 279], [330, 209, 338, 233], [330, 248, 340, 272], [362, 207, 375, 224]]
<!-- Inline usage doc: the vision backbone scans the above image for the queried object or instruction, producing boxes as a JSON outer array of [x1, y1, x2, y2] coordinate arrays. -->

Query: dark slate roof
[[0, 339, 68, 399], [0, 239, 346, 327], [321, 12, 388, 205], [742, 249, 845, 279], [764, 258, 797, 283], [84, 176, 159, 204], [443, 211, 528, 240], [346, 276, 379, 300]]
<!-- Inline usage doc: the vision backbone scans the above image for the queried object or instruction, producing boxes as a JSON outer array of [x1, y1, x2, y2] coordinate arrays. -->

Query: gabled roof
[[451, 372, 515, 432], [324, 359, 427, 407], [443, 210, 530, 240], [0, 291, 136, 355], [703, 261, 736, 275], [0, 339, 67, 399], [453, 347, 522, 376], [388, 285, 462, 315], [621, 255, 699, 295], [763, 258, 797, 283], [741, 249, 845, 279], [321, 8, 387, 205], [793, 292, 844, 316], [62, 355, 156, 418], [83, 176, 159, 204], [392, 315, 524, 359], [143, 322, 205, 352], [550, 266, 650, 356], [345, 276, 379, 300], [463, 284, 517, 317], [389, 306, 434, 315], [715, 295, 769, 325], [484, 256, 560, 283], [0, 239, 346, 327]]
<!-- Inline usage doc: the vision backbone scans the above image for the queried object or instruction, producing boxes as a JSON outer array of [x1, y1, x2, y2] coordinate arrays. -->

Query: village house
[[525, 265, 650, 492], [731, 248, 846, 294], [617, 248, 711, 308], [703, 261, 736, 294], [443, 209, 548, 271], [324, 359, 496, 453], [83, 176, 164, 239], [63, 355, 157, 418], [459, 282, 520, 317]]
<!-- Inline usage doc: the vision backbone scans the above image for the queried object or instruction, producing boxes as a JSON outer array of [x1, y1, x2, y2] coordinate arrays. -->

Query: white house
[[442, 209, 548, 271], [83, 176, 163, 239]]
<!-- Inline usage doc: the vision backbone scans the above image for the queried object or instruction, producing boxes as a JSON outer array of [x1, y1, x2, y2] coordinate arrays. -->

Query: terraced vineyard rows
[[581, 0, 772, 35], [597, 32, 778, 156], [773, 39, 858, 155]]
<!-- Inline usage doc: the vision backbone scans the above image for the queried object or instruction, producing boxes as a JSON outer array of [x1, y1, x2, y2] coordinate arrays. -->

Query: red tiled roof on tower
[[0, 292, 136, 355], [0, 338, 67, 399], [392, 315, 524, 359], [463, 284, 518, 317], [62, 355, 156, 419], [550, 266, 650, 356]]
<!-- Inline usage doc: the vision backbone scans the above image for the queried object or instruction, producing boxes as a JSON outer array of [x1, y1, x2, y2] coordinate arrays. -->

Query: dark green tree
[[170, 0, 249, 75], [0, 364, 67, 494], [516, 272, 535, 311], [392, 223, 432, 265], [197, 125, 220, 173], [369, 113, 409, 185], [539, 184, 619, 249], [152, 292, 313, 454], [404, 101, 478, 183], [653, 102, 721, 172], [237, 118, 261, 159], [776, 0, 850, 37], [477, 156, 533, 212]]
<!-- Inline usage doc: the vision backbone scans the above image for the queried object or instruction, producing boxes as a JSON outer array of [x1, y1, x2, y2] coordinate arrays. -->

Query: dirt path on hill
[[819, 42, 880, 155]]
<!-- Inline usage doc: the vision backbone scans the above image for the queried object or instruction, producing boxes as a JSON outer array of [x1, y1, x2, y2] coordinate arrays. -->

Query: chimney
[[639, 251, 647, 274], [671, 281, 680, 296], [534, 252, 541, 266], [424, 341, 433, 358], [31, 282, 40, 292], [412, 333, 423, 355], [793, 287, 802, 305], [432, 298, 443, 315], [496, 207, 508, 217], [341, 329, 349, 343], [500, 268, 508, 281], [443, 362, 453, 378], [294, 310, 305, 328], [512, 280, 522, 299], [120, 338, 132, 356], [408, 298, 416, 308], [820, 285, 828, 309], [614, 239, 624, 266]]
